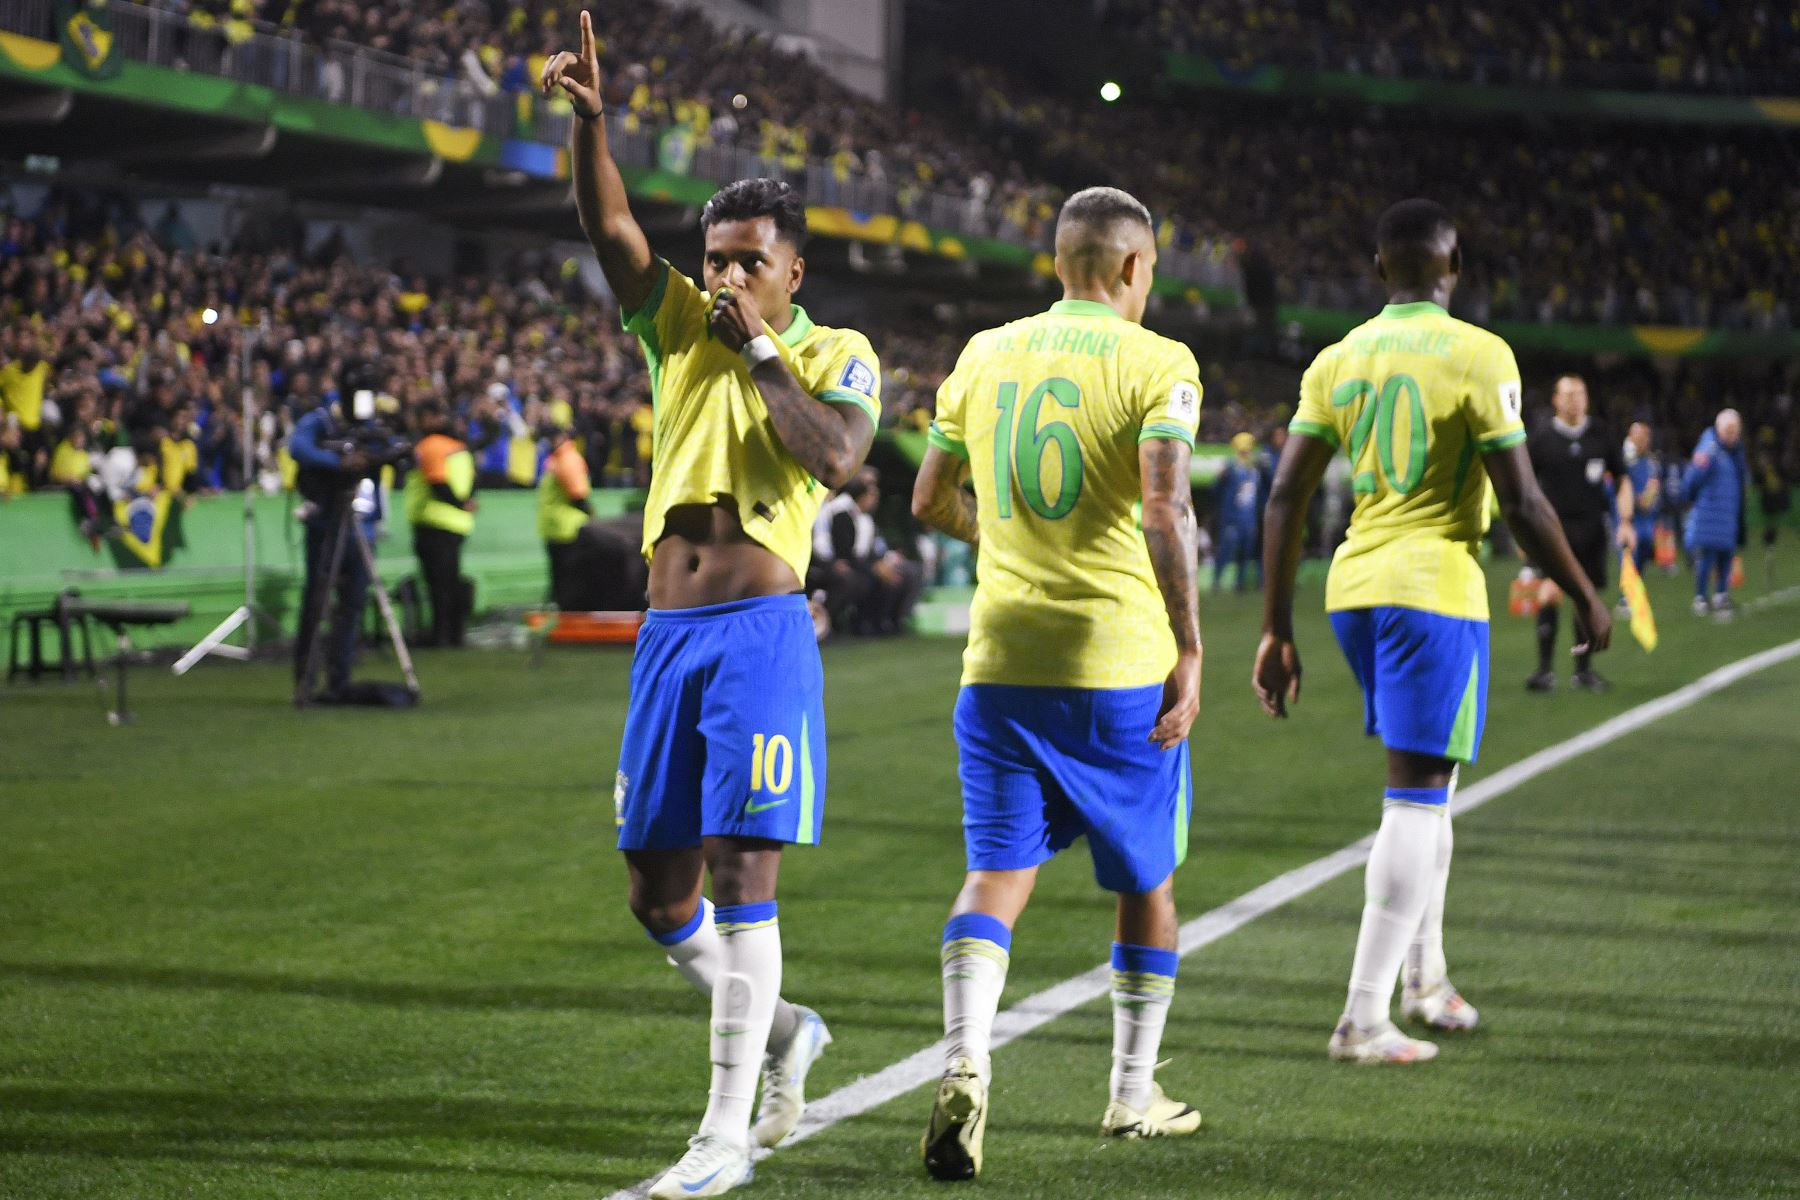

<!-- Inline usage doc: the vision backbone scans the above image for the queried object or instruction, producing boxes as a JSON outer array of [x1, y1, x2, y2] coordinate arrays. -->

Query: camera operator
[[289, 393, 382, 698], [404, 399, 477, 647]]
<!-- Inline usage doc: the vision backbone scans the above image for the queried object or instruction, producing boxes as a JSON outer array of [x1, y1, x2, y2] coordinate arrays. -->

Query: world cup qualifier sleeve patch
[[1168, 380, 1199, 423], [1499, 380, 1522, 420], [839, 357, 877, 397]]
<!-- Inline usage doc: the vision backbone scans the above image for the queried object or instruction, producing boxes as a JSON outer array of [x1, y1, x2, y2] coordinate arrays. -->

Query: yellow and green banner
[[1163, 54, 1800, 130]]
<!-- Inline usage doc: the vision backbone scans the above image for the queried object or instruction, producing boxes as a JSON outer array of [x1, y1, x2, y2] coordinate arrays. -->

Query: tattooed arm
[[911, 445, 979, 544], [708, 286, 873, 489], [748, 359, 874, 489], [1140, 435, 1202, 749]]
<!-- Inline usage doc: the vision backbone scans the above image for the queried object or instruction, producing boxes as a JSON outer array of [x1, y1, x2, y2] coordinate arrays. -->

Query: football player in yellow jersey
[[543, 15, 878, 1197], [911, 188, 1204, 1179], [1256, 199, 1611, 1065]]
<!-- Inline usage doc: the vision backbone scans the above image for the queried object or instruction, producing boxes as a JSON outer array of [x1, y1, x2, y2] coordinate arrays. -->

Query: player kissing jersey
[[929, 298, 1203, 691], [1290, 299, 1526, 762], [614, 258, 881, 852], [625, 257, 882, 583]]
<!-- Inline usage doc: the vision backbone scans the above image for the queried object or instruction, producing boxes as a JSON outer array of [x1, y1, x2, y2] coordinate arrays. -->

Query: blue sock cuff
[[714, 900, 778, 933], [1111, 942, 1179, 978], [1384, 786, 1451, 807], [942, 912, 1012, 953], [649, 897, 712, 947]]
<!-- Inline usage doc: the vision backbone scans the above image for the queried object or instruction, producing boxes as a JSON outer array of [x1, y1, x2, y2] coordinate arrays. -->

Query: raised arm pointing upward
[[541, 11, 657, 313]]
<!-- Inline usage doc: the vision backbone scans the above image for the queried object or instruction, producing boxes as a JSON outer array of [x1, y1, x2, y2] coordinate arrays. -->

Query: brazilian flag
[[657, 125, 696, 176], [58, 1, 121, 80], [109, 490, 186, 569]]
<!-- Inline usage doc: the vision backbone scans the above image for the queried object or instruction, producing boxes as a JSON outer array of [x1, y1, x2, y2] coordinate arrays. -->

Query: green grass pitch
[[2, 553, 1796, 1198]]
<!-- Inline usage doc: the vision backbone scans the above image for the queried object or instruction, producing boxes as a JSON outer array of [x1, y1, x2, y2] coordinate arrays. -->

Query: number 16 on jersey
[[994, 378, 1084, 520]]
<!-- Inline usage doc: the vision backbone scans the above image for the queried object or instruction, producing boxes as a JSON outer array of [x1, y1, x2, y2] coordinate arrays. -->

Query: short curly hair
[[701, 178, 808, 250]]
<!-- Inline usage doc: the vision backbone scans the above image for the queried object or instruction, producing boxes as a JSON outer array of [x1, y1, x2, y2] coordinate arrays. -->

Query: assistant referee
[[1525, 374, 1634, 692]]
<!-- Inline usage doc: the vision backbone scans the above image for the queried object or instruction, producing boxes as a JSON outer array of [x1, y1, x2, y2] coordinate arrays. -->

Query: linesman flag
[[1618, 552, 1658, 652], [58, 1, 121, 80]]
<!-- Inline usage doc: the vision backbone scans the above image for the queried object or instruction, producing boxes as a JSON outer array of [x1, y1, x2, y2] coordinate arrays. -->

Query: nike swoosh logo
[[713, 1027, 749, 1038], [745, 796, 789, 814], [681, 1166, 725, 1193]]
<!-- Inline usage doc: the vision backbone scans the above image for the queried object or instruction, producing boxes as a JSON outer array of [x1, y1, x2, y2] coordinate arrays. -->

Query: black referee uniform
[[1527, 418, 1624, 688]]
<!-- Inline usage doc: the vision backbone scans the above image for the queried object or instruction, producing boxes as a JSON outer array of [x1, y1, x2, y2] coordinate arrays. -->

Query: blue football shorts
[[954, 683, 1191, 894], [1328, 605, 1490, 764], [615, 594, 826, 850]]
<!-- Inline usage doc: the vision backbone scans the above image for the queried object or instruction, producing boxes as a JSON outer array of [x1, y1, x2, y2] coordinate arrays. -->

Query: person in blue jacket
[[1213, 431, 1263, 592], [1623, 422, 1661, 575], [1684, 409, 1746, 619]]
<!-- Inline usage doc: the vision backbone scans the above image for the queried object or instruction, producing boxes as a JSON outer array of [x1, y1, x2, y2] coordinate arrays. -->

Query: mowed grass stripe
[[604, 637, 1800, 1199]]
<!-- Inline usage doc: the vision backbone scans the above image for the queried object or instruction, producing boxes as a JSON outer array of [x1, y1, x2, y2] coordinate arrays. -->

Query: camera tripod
[[292, 491, 421, 708]]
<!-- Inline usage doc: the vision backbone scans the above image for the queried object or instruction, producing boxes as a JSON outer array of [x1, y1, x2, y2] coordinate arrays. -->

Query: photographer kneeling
[[289, 394, 383, 699], [405, 400, 477, 647]]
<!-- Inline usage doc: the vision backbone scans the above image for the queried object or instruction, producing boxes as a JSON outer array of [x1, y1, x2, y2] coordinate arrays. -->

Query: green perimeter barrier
[[0, 488, 644, 649], [1162, 54, 1800, 130], [3, 479, 1791, 652]]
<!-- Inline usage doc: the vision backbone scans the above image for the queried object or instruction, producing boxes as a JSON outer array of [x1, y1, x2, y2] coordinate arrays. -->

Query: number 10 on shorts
[[750, 733, 794, 796]]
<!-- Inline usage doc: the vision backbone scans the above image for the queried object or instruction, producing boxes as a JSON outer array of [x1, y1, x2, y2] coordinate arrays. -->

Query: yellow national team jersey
[[1290, 301, 1526, 621], [930, 299, 1202, 689], [623, 259, 881, 583]]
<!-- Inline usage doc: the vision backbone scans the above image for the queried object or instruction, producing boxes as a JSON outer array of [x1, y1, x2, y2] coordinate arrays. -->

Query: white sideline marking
[[606, 637, 1800, 1198], [1744, 583, 1800, 614]]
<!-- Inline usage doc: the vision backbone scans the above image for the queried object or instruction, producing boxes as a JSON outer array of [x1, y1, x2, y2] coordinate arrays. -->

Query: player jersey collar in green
[[1379, 301, 1449, 320], [775, 304, 814, 347], [1047, 298, 1123, 320]]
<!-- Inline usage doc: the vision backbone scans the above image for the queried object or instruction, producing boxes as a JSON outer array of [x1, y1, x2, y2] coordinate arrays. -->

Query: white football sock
[[1407, 769, 1458, 990], [656, 898, 800, 1050], [1345, 799, 1445, 1029], [697, 903, 782, 1144], [941, 913, 1011, 1083], [1109, 943, 1178, 1111]]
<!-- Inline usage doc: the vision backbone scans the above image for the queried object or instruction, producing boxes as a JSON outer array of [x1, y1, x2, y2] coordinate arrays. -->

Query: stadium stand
[[134, 0, 1797, 331], [1101, 0, 1800, 93], [0, 185, 971, 497], [949, 63, 1797, 330]]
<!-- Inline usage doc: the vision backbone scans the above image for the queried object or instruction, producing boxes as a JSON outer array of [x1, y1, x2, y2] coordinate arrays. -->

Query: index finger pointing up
[[580, 10, 595, 62]]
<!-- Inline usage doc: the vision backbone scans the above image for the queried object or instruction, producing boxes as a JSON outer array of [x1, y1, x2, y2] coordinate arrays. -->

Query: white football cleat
[[1100, 1081, 1202, 1139], [1327, 1018, 1439, 1065], [646, 1133, 754, 1200], [750, 1006, 832, 1148], [1402, 979, 1480, 1032]]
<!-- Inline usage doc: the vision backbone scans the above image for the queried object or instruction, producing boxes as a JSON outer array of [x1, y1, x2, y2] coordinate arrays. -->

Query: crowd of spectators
[[1101, 0, 1800, 94], [157, 0, 1068, 247], [954, 63, 1798, 331], [0, 189, 974, 503], [141, 1, 1796, 332], [0, 191, 658, 501], [2, 184, 1793, 554]]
